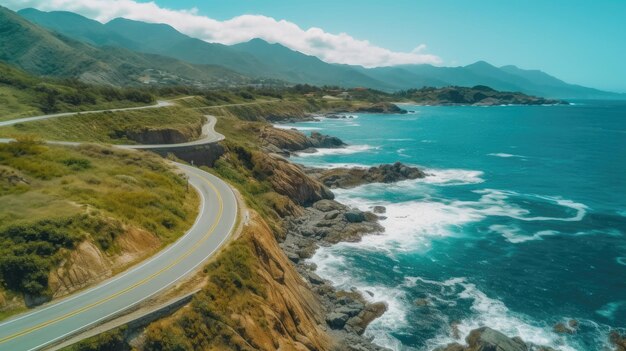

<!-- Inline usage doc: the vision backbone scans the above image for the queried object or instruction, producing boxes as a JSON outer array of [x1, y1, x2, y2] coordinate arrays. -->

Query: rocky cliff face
[[140, 212, 334, 351]]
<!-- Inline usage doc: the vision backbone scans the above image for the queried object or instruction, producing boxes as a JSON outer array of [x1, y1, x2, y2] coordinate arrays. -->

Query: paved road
[[0, 102, 238, 351]]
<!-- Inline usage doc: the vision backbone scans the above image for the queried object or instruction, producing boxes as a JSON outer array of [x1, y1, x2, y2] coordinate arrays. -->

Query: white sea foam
[[422, 169, 485, 186], [488, 224, 559, 243], [617, 257, 626, 266], [596, 301, 624, 320], [272, 124, 322, 131], [488, 152, 526, 158], [452, 281, 577, 351], [294, 144, 376, 157], [297, 162, 373, 169], [471, 189, 588, 222], [309, 164, 589, 350]]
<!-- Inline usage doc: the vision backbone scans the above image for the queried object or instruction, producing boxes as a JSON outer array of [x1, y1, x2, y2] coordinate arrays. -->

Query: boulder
[[372, 206, 386, 214], [465, 327, 527, 351], [345, 210, 366, 223], [326, 312, 350, 329]]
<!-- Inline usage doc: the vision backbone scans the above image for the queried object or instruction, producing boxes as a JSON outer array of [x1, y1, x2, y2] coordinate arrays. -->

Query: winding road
[[0, 100, 238, 350]]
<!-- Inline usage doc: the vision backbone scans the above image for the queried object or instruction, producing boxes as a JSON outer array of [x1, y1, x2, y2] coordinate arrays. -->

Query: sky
[[5, 0, 626, 92]]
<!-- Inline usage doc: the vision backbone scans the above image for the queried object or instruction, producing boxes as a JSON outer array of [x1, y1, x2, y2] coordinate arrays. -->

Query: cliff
[[140, 211, 334, 351]]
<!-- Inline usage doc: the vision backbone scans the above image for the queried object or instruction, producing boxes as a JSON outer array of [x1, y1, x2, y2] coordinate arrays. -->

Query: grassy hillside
[[0, 62, 155, 121], [0, 106, 206, 144], [0, 140, 198, 311]]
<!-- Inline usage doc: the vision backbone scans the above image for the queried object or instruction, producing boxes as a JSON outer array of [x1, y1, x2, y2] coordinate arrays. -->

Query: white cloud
[[4, 0, 442, 67]]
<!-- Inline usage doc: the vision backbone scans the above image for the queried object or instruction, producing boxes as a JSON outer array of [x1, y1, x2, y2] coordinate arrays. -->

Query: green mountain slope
[[1, 6, 248, 87]]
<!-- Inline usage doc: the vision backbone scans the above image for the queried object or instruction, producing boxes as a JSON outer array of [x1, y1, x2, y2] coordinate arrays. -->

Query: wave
[[488, 224, 558, 243], [471, 189, 588, 222], [596, 301, 625, 320], [294, 144, 376, 157], [422, 168, 485, 186], [272, 124, 322, 131]]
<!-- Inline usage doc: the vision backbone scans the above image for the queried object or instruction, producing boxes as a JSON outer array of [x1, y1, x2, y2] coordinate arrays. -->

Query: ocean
[[277, 101, 626, 351]]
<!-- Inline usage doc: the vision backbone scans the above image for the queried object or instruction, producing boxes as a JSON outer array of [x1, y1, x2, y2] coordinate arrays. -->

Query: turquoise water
[[279, 101, 626, 351]]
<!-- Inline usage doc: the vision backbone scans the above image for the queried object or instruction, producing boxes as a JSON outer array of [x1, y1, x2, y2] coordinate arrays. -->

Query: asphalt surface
[[0, 103, 237, 350]]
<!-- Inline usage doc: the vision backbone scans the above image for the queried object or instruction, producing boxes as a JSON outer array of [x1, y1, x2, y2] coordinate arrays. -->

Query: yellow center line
[[0, 173, 224, 345]]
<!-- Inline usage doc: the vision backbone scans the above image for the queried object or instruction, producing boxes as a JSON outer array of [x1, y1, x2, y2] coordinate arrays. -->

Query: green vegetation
[[0, 106, 206, 143], [0, 62, 155, 121], [393, 85, 565, 105], [62, 327, 129, 351], [0, 140, 198, 298], [144, 237, 264, 351], [0, 6, 250, 88]]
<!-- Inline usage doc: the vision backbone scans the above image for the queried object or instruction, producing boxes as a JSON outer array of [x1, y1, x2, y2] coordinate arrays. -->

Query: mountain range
[[2, 6, 622, 99]]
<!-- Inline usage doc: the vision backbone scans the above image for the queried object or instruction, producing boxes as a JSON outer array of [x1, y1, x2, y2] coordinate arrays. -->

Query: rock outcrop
[[261, 126, 346, 155], [259, 153, 335, 206], [356, 102, 407, 114], [434, 327, 524, 351], [610, 331, 626, 351], [309, 162, 426, 188], [434, 327, 559, 351]]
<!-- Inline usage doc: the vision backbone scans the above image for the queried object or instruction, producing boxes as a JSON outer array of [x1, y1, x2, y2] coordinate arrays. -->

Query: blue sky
[[145, 0, 626, 92]]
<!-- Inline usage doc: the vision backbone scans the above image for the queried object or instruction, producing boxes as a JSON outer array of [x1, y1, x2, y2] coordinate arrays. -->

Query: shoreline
[[268, 111, 615, 351]]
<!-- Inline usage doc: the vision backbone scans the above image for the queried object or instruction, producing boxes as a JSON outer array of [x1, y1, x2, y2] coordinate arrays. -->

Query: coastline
[[268, 107, 619, 351]]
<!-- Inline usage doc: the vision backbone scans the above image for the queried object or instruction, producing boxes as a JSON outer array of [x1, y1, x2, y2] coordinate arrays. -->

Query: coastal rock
[[261, 126, 346, 154], [552, 320, 579, 334], [313, 199, 348, 212], [610, 331, 626, 351], [313, 162, 426, 189], [372, 206, 386, 214], [310, 131, 345, 148], [434, 327, 528, 351], [356, 102, 407, 114], [326, 312, 350, 329], [345, 210, 366, 223]]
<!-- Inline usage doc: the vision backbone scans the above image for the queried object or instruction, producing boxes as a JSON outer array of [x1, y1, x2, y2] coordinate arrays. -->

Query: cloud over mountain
[[4, 0, 441, 67]]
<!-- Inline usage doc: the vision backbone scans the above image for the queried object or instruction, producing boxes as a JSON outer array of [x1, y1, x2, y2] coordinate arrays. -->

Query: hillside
[[18, 8, 624, 99], [0, 6, 248, 87], [0, 140, 198, 317], [0, 62, 158, 121]]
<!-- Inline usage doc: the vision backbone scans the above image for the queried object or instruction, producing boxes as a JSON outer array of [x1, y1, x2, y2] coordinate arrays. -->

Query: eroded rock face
[[311, 162, 426, 189]]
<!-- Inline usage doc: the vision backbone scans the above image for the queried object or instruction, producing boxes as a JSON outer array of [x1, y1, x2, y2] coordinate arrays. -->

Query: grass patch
[[0, 106, 206, 144], [0, 140, 198, 298]]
